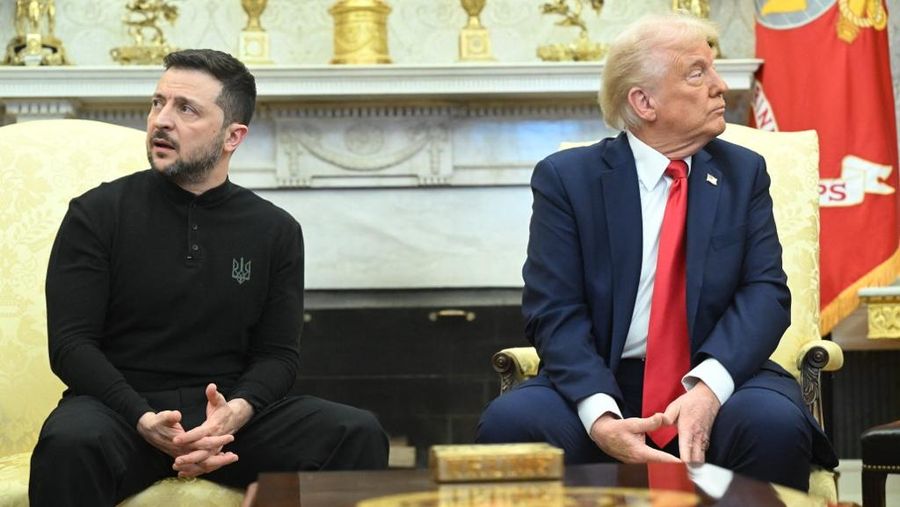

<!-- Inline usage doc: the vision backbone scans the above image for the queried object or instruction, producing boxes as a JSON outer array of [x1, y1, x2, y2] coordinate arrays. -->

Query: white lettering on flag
[[752, 81, 780, 132], [819, 155, 895, 207]]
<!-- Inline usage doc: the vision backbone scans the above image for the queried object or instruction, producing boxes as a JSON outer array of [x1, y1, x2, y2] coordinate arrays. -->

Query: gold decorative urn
[[329, 0, 392, 64], [239, 0, 273, 64], [459, 0, 494, 61]]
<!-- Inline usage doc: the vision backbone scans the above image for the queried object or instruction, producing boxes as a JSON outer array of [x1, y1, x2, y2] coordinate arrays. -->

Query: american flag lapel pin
[[706, 173, 718, 186]]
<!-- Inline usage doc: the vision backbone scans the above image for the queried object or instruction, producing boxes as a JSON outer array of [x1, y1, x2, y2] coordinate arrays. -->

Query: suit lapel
[[685, 147, 721, 346], [597, 133, 642, 366]]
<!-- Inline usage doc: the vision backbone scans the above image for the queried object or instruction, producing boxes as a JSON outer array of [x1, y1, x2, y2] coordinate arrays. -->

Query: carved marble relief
[[258, 102, 606, 189], [274, 108, 452, 188]]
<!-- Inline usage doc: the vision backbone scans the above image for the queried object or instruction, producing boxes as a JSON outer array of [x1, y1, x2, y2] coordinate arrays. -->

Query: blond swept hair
[[599, 13, 719, 131]]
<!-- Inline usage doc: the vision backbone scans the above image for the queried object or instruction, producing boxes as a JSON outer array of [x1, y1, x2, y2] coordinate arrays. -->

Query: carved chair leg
[[862, 469, 887, 507]]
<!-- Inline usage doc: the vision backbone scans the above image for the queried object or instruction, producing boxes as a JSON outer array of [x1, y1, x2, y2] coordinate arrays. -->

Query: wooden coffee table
[[247, 462, 846, 507]]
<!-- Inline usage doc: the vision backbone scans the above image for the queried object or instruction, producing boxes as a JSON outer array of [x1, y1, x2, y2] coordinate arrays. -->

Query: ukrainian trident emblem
[[232, 257, 251, 285]]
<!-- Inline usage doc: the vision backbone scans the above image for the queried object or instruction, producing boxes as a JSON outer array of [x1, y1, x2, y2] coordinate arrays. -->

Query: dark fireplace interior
[[291, 289, 526, 466]]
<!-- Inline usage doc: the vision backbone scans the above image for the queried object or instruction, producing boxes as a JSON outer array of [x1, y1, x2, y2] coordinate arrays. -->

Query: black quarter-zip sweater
[[46, 169, 304, 426]]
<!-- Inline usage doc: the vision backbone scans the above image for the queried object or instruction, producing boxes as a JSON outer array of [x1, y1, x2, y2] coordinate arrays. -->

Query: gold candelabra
[[4, 0, 70, 66], [458, 0, 494, 62], [110, 0, 179, 65], [329, 0, 392, 64], [537, 0, 606, 61], [239, 0, 273, 64]]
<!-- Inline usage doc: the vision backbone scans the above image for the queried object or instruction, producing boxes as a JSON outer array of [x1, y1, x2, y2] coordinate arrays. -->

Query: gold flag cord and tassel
[[821, 244, 900, 336]]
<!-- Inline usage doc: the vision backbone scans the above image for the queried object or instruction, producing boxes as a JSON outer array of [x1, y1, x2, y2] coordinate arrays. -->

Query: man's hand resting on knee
[[170, 383, 255, 478], [590, 413, 681, 464]]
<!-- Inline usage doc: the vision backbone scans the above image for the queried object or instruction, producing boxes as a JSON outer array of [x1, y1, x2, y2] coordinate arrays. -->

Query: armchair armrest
[[794, 339, 844, 429], [491, 347, 540, 394], [797, 340, 844, 373]]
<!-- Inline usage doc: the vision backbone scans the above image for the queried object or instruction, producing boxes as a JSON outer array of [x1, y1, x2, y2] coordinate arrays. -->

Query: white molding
[[4, 99, 78, 122], [0, 60, 761, 102]]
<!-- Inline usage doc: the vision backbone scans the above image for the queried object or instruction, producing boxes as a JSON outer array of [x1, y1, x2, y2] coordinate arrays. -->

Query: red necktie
[[642, 159, 691, 449]]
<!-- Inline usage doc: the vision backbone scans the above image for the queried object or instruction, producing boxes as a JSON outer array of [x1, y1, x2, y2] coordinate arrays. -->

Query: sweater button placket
[[188, 201, 199, 260]]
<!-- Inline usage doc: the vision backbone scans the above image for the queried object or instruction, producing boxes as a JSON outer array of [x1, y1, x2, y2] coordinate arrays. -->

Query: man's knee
[[30, 398, 142, 506], [476, 384, 572, 444], [477, 393, 532, 443], [717, 388, 810, 452], [342, 407, 388, 446], [477, 387, 608, 464], [33, 402, 118, 466], [711, 388, 812, 490], [327, 405, 389, 469], [32, 425, 105, 475]]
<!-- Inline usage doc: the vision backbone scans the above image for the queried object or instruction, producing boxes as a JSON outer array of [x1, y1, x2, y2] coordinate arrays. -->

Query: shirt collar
[[152, 169, 237, 207], [625, 130, 693, 191]]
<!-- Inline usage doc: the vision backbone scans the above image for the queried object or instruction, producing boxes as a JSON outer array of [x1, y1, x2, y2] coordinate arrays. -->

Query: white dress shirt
[[576, 131, 735, 434]]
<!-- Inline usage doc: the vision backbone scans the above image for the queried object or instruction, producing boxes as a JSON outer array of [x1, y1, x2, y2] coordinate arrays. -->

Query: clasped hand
[[590, 382, 720, 464], [136, 383, 253, 478]]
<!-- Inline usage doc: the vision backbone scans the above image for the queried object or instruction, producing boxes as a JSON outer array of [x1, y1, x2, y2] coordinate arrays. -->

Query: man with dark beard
[[29, 49, 389, 507]]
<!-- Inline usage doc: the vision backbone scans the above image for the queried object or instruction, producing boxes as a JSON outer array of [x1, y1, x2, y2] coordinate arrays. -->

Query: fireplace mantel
[[0, 60, 760, 103], [1, 61, 761, 291]]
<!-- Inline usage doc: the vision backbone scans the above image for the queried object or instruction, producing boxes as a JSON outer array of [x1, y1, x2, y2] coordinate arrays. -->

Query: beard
[[147, 130, 225, 186]]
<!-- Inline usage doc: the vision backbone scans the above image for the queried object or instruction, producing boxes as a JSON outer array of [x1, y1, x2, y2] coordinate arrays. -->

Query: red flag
[[753, 0, 900, 333]]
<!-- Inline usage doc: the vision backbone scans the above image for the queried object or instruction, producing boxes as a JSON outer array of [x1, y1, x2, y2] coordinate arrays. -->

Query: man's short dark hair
[[163, 49, 256, 126]]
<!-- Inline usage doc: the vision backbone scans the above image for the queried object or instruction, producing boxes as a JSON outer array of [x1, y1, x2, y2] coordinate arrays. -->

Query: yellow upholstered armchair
[[492, 124, 844, 501], [0, 120, 244, 506]]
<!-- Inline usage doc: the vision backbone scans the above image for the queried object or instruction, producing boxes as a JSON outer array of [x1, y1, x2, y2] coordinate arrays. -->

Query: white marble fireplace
[[0, 61, 759, 297]]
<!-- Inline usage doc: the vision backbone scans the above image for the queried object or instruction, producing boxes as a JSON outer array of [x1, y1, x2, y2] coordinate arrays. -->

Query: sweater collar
[[151, 169, 237, 207]]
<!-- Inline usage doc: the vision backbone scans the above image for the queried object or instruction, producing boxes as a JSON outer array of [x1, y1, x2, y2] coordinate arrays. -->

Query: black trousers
[[29, 391, 389, 506]]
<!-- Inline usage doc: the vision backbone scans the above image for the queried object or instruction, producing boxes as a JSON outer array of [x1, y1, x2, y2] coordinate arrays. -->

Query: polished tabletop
[[249, 462, 850, 507]]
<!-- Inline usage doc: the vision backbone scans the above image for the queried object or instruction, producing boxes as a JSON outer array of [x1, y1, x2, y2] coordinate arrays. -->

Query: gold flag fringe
[[820, 244, 900, 336]]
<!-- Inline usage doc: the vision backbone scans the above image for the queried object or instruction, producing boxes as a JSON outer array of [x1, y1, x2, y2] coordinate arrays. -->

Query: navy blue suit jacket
[[521, 132, 840, 468], [522, 132, 791, 409]]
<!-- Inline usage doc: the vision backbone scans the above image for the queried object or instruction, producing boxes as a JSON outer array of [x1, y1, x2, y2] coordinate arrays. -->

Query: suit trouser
[[28, 391, 389, 507], [475, 359, 816, 491]]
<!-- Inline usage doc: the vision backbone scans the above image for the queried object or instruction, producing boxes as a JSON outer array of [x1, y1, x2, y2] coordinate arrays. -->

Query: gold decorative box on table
[[429, 443, 563, 483]]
